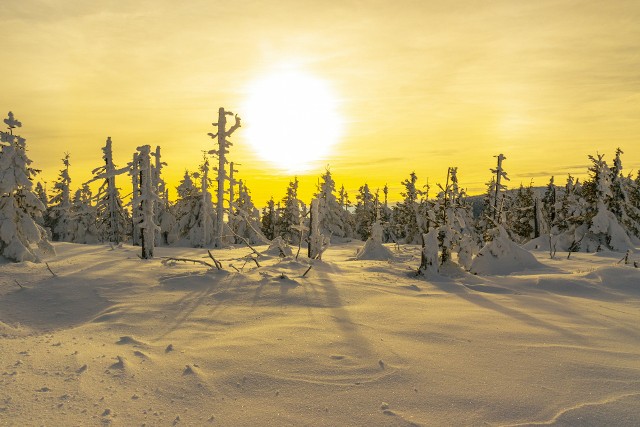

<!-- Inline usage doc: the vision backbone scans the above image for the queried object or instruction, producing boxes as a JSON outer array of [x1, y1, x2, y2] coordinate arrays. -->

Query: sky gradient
[[2, 0, 639, 204]]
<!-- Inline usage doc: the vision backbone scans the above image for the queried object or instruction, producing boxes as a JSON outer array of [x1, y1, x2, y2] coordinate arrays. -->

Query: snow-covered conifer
[[314, 168, 348, 239], [354, 183, 376, 240], [47, 153, 73, 241], [90, 137, 129, 244], [393, 172, 423, 243], [232, 180, 268, 245], [277, 178, 302, 244], [0, 112, 53, 261], [261, 197, 278, 240], [69, 184, 99, 244]]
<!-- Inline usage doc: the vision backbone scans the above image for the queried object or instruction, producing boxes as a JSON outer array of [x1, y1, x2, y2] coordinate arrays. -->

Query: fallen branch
[[161, 257, 213, 268], [246, 256, 261, 268], [228, 229, 262, 258], [207, 250, 224, 270], [14, 280, 24, 289]]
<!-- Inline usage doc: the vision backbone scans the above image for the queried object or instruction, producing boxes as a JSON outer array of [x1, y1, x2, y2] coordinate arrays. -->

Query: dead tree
[[208, 107, 241, 248]]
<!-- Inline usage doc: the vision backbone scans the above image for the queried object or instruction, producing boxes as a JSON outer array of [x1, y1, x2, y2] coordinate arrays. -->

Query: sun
[[243, 69, 343, 173]]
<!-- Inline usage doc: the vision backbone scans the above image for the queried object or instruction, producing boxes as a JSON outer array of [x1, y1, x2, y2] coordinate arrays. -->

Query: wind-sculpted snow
[[0, 241, 639, 425]]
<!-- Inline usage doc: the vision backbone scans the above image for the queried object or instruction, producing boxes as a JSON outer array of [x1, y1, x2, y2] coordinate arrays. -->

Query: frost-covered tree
[[34, 182, 48, 211], [47, 153, 73, 242], [232, 180, 267, 245], [69, 184, 99, 244], [151, 145, 173, 245], [208, 107, 241, 248], [314, 168, 348, 239], [393, 172, 423, 243], [90, 137, 129, 244], [0, 112, 53, 261], [173, 166, 216, 247], [581, 153, 634, 251], [431, 167, 477, 268], [541, 176, 557, 233], [506, 184, 536, 243], [277, 178, 302, 244], [261, 197, 278, 241], [354, 183, 376, 240], [308, 198, 328, 259], [134, 145, 160, 258]]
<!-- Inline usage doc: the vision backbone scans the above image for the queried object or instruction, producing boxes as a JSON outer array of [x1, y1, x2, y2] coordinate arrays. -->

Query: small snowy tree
[[0, 112, 53, 261], [277, 178, 302, 244], [308, 198, 327, 259], [354, 183, 376, 240], [261, 197, 278, 241], [69, 184, 99, 244], [47, 153, 73, 242], [232, 180, 267, 245]]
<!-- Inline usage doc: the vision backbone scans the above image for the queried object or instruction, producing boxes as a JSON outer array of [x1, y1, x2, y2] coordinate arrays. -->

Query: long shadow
[[425, 276, 590, 345], [315, 267, 375, 358]]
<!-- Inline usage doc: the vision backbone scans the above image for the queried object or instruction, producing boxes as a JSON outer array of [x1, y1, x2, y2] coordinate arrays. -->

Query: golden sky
[[2, 0, 639, 204]]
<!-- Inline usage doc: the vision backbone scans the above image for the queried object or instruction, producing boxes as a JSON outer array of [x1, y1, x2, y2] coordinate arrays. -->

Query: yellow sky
[[2, 0, 639, 204]]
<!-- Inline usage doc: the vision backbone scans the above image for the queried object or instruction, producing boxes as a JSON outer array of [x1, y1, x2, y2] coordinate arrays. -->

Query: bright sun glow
[[243, 69, 343, 172]]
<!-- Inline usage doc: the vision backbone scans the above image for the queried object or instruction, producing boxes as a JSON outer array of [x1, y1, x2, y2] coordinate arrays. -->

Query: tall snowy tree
[[0, 112, 53, 261], [47, 153, 73, 242], [134, 145, 160, 258], [89, 137, 129, 244], [208, 107, 241, 248]]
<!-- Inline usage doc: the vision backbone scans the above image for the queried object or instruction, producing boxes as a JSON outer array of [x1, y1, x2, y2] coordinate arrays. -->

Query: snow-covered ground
[[1, 242, 639, 426]]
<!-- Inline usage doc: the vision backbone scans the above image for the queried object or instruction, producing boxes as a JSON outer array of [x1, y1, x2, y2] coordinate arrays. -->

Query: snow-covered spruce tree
[[314, 168, 348, 239], [34, 182, 48, 210], [89, 137, 129, 244], [227, 161, 240, 237], [47, 153, 73, 242], [338, 184, 356, 238], [379, 183, 394, 243], [541, 176, 557, 233], [581, 153, 634, 251], [393, 172, 424, 244], [208, 107, 241, 248], [489, 153, 510, 224], [430, 167, 477, 269], [0, 111, 53, 261], [260, 197, 278, 240], [232, 180, 267, 245], [506, 184, 536, 244], [608, 148, 640, 239], [134, 145, 160, 258], [277, 178, 302, 244], [69, 184, 99, 244], [151, 145, 174, 245], [354, 183, 376, 240]]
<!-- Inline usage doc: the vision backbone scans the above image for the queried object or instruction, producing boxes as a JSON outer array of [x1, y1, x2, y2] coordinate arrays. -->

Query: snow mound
[[470, 226, 543, 275], [263, 236, 293, 257], [356, 238, 393, 261]]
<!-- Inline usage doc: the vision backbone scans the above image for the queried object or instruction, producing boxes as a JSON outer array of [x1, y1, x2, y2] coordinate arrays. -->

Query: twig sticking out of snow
[[45, 262, 57, 277], [14, 280, 24, 289], [302, 265, 313, 278], [161, 257, 213, 268]]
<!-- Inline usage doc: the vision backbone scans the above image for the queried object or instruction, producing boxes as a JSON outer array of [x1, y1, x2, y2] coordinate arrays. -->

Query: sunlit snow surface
[[1, 242, 639, 426]]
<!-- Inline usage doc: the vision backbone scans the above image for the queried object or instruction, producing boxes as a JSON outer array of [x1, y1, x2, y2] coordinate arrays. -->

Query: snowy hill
[[1, 242, 640, 425]]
